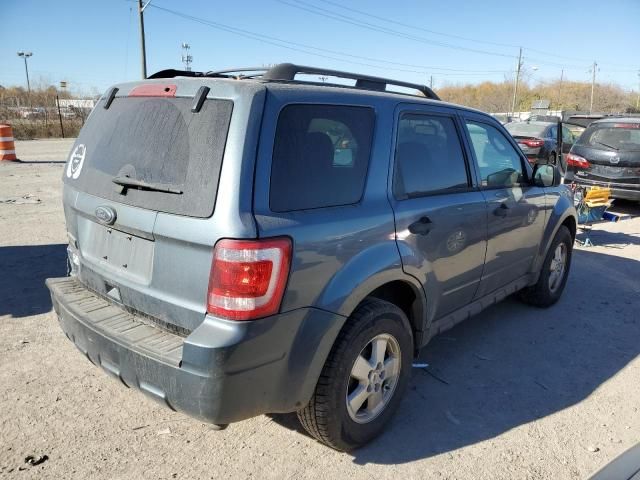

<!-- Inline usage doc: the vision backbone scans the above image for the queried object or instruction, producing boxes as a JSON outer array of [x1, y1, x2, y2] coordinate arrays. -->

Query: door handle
[[493, 203, 509, 217], [408, 216, 432, 235]]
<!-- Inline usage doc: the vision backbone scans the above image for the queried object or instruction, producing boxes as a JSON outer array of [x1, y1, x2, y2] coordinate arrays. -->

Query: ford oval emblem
[[95, 206, 117, 225]]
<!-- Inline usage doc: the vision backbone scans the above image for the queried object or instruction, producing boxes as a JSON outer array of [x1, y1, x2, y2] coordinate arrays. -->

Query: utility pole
[[138, 0, 149, 79], [558, 69, 564, 111], [17, 51, 33, 107], [56, 81, 67, 138], [429, 75, 433, 89], [636, 70, 639, 111], [589, 61, 597, 114], [511, 47, 523, 116]]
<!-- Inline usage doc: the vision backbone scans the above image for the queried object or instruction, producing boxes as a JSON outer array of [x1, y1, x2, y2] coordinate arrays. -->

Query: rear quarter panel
[[252, 86, 426, 320]]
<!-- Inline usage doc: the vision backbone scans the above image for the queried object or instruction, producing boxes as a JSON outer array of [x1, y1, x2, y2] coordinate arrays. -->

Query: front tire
[[297, 298, 413, 451], [519, 225, 573, 307]]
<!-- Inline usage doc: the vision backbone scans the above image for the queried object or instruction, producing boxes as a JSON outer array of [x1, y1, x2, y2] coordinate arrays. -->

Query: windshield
[[63, 95, 233, 218], [505, 122, 548, 138], [577, 124, 640, 151]]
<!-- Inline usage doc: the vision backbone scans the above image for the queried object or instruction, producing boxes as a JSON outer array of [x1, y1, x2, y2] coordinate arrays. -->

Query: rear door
[[62, 86, 239, 332], [461, 115, 546, 297], [390, 104, 487, 320]]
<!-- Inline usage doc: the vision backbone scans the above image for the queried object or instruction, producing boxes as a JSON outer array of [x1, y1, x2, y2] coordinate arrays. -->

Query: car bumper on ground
[[565, 174, 640, 201], [46, 277, 345, 425]]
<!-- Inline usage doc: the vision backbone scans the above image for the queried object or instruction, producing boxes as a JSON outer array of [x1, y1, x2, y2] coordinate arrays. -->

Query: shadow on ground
[[0, 244, 67, 318], [608, 199, 640, 218], [273, 248, 639, 464], [13, 160, 67, 165]]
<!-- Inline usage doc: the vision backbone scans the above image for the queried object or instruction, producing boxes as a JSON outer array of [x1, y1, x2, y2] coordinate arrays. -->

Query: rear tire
[[519, 225, 573, 307], [297, 298, 413, 451]]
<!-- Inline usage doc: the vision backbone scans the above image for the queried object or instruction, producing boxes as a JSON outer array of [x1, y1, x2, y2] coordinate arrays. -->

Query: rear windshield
[[64, 96, 233, 218], [577, 123, 640, 151], [270, 104, 374, 212], [505, 122, 548, 138]]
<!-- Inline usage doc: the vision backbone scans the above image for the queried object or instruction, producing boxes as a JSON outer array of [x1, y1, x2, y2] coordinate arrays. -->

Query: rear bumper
[[566, 174, 640, 201], [46, 277, 345, 424]]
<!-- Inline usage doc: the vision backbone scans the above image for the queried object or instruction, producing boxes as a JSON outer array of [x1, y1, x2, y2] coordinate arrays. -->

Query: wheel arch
[[315, 241, 428, 350], [532, 192, 577, 275]]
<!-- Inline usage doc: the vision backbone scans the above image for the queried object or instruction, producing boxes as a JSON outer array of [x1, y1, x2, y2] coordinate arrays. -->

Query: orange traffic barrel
[[0, 124, 17, 161]]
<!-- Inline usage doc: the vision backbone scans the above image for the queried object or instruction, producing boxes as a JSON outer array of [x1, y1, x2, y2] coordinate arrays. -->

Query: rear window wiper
[[594, 141, 619, 151], [112, 176, 183, 194]]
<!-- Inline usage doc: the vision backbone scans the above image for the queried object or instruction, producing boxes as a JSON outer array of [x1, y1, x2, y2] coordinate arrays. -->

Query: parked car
[[491, 113, 519, 125], [505, 120, 576, 175], [566, 117, 640, 201], [46, 63, 577, 451]]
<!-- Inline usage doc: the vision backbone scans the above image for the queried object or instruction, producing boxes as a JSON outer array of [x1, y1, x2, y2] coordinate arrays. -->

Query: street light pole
[[17, 51, 33, 100], [589, 61, 597, 114]]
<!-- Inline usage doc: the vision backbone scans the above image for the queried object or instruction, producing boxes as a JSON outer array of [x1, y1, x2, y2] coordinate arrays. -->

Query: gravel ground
[[1, 139, 639, 479]]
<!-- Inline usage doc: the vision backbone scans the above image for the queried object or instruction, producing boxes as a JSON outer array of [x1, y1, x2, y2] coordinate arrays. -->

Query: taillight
[[566, 153, 590, 169], [207, 238, 292, 321], [521, 139, 545, 148]]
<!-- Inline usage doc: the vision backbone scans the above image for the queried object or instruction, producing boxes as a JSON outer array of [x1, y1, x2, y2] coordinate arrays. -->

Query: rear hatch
[[570, 122, 640, 186], [62, 81, 238, 334]]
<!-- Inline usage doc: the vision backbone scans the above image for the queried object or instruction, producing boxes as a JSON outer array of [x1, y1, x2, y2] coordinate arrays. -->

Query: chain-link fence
[[0, 87, 95, 139]]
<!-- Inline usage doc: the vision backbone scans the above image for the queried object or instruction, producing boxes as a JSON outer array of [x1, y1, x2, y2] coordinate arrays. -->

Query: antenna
[[181, 43, 193, 72]]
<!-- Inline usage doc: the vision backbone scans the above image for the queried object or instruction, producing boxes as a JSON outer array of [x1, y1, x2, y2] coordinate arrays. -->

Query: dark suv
[[46, 63, 577, 450], [566, 117, 640, 201]]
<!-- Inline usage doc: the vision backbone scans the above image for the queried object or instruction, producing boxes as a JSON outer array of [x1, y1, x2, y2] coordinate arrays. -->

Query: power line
[[276, 0, 517, 59], [308, 0, 635, 68], [315, 0, 520, 49], [148, 4, 514, 77]]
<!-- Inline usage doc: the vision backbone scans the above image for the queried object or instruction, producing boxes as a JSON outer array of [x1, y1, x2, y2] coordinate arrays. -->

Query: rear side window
[[64, 96, 233, 218], [270, 104, 374, 212], [393, 113, 469, 198]]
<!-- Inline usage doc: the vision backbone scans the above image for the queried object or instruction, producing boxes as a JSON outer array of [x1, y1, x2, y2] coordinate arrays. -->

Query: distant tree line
[[437, 80, 639, 114]]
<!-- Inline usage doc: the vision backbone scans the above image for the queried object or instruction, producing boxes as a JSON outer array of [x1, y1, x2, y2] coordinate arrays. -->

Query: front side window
[[270, 105, 374, 212], [465, 121, 525, 188], [393, 113, 469, 198]]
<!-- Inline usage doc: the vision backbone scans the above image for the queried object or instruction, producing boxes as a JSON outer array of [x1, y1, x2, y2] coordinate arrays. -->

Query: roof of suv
[[592, 117, 640, 125], [104, 63, 495, 121]]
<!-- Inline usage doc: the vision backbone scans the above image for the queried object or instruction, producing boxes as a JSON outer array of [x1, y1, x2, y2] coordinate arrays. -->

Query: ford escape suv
[[47, 63, 577, 451]]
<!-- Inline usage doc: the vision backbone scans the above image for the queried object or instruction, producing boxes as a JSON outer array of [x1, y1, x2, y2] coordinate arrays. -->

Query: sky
[[1, 0, 639, 96]]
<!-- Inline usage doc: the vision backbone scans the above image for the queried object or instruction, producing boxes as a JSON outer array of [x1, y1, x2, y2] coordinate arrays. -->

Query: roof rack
[[148, 63, 440, 100], [263, 63, 440, 100]]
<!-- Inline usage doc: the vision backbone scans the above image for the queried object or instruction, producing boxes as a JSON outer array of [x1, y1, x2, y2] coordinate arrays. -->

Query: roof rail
[[263, 63, 440, 100], [147, 63, 440, 100], [149, 67, 269, 80], [148, 69, 209, 79]]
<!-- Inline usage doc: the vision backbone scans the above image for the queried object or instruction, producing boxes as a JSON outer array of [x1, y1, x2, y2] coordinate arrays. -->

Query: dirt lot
[[1, 139, 639, 479]]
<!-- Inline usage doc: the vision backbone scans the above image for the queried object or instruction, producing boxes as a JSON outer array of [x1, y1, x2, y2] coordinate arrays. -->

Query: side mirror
[[532, 163, 560, 187]]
